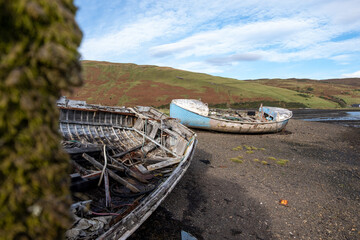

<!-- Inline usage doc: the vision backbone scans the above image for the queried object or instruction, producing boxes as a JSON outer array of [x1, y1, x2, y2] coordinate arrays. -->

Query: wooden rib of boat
[[57, 97, 197, 240], [170, 99, 293, 133]]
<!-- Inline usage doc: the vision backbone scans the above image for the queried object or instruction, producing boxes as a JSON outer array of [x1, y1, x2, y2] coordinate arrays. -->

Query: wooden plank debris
[[132, 156, 172, 164], [132, 128, 178, 157], [82, 153, 140, 193], [174, 138, 188, 156], [111, 144, 142, 158], [135, 164, 150, 174], [133, 118, 144, 130], [70, 200, 92, 210], [108, 156, 148, 183], [107, 164, 125, 172], [149, 123, 160, 139], [82, 171, 101, 179], [141, 138, 158, 155], [65, 146, 102, 154], [147, 158, 182, 171], [104, 170, 111, 208], [71, 160, 91, 175]]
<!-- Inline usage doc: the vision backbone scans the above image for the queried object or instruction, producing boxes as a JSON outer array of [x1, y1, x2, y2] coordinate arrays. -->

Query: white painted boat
[[170, 99, 292, 133], [57, 97, 197, 239]]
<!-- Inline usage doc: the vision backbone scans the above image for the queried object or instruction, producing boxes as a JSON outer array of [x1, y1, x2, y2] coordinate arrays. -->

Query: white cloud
[[175, 61, 224, 74], [342, 70, 360, 78], [80, 0, 360, 62], [80, 14, 179, 60], [330, 54, 353, 65], [259, 37, 360, 62], [76, 0, 360, 78], [150, 18, 317, 58], [313, 0, 360, 26]]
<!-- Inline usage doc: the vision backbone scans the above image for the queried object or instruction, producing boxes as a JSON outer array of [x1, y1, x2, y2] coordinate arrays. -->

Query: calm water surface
[[292, 110, 360, 128]]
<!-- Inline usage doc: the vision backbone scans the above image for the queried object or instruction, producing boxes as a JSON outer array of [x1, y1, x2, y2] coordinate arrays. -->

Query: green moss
[[246, 150, 254, 154], [230, 156, 244, 163], [261, 161, 268, 165], [244, 145, 252, 150], [232, 146, 243, 151], [253, 159, 260, 162], [268, 157, 277, 161], [0, 0, 82, 238], [231, 158, 244, 163], [276, 159, 289, 166]]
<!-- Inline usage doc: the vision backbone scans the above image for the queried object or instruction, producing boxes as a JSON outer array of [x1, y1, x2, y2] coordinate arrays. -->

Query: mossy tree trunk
[[0, 0, 82, 239]]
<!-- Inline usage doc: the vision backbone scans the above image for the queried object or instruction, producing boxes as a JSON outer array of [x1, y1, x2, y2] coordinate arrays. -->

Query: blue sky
[[74, 0, 360, 80]]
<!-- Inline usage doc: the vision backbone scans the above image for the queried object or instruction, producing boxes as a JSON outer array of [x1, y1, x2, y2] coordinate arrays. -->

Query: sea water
[[302, 111, 360, 128]]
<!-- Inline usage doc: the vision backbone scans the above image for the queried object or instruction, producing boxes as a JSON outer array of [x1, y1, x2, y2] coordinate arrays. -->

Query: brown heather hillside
[[69, 61, 360, 109], [321, 78, 360, 87], [72, 61, 232, 107]]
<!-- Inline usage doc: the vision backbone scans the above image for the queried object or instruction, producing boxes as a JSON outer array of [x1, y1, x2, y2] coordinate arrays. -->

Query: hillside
[[321, 78, 360, 87], [69, 61, 360, 109], [250, 78, 360, 108]]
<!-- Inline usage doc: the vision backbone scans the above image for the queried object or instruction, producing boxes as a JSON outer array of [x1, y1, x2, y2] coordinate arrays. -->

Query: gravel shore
[[130, 120, 360, 240]]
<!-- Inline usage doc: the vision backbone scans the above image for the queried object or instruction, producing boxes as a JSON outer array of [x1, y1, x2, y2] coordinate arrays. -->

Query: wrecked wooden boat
[[170, 99, 292, 133], [57, 97, 197, 239]]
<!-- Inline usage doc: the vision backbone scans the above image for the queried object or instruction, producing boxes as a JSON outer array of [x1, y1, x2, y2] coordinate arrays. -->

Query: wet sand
[[130, 120, 360, 240]]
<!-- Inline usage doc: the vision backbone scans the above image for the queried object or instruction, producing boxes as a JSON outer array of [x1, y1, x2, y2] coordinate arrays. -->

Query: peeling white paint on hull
[[170, 99, 292, 133]]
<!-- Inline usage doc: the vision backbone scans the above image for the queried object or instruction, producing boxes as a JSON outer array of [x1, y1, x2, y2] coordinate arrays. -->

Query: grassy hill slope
[[69, 61, 360, 109], [251, 78, 360, 107]]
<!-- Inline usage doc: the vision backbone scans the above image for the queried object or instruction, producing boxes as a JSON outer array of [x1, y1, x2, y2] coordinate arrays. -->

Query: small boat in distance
[[170, 99, 293, 133], [58, 97, 197, 239]]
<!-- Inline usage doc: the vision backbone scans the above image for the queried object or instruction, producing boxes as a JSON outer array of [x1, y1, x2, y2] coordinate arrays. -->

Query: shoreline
[[292, 109, 360, 128], [291, 108, 360, 117]]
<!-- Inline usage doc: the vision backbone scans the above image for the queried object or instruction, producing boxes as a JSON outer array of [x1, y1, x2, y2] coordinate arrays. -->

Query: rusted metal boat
[[170, 99, 292, 133], [57, 97, 197, 239]]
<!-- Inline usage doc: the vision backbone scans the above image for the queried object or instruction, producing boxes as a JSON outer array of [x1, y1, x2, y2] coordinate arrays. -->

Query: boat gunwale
[[58, 106, 136, 116]]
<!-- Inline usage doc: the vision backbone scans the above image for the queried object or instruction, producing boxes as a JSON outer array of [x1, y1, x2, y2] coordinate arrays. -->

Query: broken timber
[[58, 97, 197, 240], [111, 144, 142, 158], [82, 153, 140, 193], [147, 158, 182, 171]]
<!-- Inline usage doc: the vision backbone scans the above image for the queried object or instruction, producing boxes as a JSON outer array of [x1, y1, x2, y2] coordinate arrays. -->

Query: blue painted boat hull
[[170, 103, 291, 133]]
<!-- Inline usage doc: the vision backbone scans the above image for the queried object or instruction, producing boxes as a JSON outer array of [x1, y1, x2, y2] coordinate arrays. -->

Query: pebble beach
[[130, 119, 360, 240]]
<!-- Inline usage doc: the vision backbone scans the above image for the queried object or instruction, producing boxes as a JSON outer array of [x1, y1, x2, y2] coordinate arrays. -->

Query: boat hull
[[170, 103, 290, 133], [58, 98, 197, 240]]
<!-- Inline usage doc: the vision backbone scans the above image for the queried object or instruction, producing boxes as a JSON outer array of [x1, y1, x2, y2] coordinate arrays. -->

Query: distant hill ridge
[[69, 60, 360, 109], [321, 78, 360, 87]]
